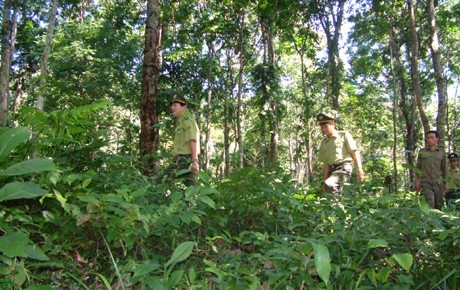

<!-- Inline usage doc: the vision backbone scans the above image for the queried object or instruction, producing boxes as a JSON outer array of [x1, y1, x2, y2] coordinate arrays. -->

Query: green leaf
[[367, 239, 388, 249], [391, 253, 413, 271], [312, 242, 331, 285], [0, 231, 30, 257], [367, 268, 377, 286], [376, 266, 391, 283], [1, 159, 56, 176], [188, 266, 196, 284], [94, 273, 112, 290], [0, 127, 30, 162], [24, 285, 56, 290], [24, 244, 49, 261], [145, 276, 166, 290], [133, 261, 161, 278], [0, 182, 48, 202], [165, 241, 196, 268], [199, 195, 215, 209], [168, 269, 185, 288]]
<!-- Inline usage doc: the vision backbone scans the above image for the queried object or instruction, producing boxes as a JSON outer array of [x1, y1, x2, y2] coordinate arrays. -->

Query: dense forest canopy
[[1, 0, 460, 288]]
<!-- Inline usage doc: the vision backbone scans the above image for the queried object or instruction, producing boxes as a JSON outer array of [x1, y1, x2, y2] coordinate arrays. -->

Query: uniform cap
[[171, 92, 186, 105], [316, 111, 337, 124], [448, 153, 459, 160]]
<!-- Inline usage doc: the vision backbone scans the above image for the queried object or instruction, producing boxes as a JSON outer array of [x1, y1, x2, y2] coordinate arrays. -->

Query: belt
[[174, 154, 191, 161], [329, 161, 351, 171]]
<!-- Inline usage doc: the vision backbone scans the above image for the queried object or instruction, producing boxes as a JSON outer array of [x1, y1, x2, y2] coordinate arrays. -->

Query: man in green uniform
[[316, 112, 365, 193], [157, 92, 200, 186], [414, 130, 447, 209], [446, 153, 460, 205]]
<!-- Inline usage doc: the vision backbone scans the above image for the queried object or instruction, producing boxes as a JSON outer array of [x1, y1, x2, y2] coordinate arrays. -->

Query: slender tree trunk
[[204, 40, 214, 172], [236, 11, 245, 169], [36, 0, 58, 111], [260, 15, 278, 164], [388, 24, 399, 193], [223, 50, 235, 176], [0, 0, 13, 127], [318, 0, 345, 109], [427, 0, 448, 147], [140, 0, 161, 175], [223, 97, 231, 177], [407, 0, 430, 134]]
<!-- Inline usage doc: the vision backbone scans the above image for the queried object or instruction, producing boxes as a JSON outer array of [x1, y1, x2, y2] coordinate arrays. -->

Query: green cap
[[171, 92, 186, 105], [448, 153, 459, 160], [316, 111, 337, 124]]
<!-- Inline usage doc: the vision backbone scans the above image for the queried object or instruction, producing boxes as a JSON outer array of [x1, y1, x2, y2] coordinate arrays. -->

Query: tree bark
[[407, 0, 430, 134], [318, 0, 345, 109], [388, 23, 399, 193], [236, 11, 245, 169], [204, 40, 214, 172], [36, 0, 58, 111], [260, 14, 278, 164], [140, 0, 161, 175], [427, 0, 448, 147], [0, 0, 13, 127]]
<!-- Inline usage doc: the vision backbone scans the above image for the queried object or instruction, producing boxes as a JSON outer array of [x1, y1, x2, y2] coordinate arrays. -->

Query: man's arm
[[189, 139, 199, 175], [414, 174, 421, 194], [350, 150, 365, 182], [323, 164, 330, 180], [322, 164, 330, 192]]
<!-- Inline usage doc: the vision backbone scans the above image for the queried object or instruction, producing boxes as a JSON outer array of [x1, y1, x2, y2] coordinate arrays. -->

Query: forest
[[1, 0, 460, 288]]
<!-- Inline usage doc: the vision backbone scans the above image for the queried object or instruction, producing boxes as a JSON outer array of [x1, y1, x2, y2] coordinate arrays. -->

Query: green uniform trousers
[[324, 162, 353, 193], [420, 181, 444, 209], [156, 154, 196, 186]]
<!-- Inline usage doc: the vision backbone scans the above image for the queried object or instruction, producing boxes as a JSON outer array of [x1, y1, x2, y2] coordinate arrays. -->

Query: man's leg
[[175, 156, 196, 186], [421, 183, 436, 208], [324, 164, 352, 193], [156, 161, 178, 184], [433, 183, 444, 210]]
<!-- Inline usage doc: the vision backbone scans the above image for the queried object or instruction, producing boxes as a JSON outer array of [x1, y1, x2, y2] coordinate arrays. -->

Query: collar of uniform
[[424, 147, 440, 152], [327, 130, 340, 139]]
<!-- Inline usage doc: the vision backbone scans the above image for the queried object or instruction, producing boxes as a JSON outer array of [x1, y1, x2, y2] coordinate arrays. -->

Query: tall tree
[[407, 0, 430, 134], [258, 3, 280, 164], [316, 0, 346, 109], [140, 0, 162, 175], [427, 0, 448, 146], [236, 9, 245, 169], [0, 0, 13, 126], [36, 0, 58, 111]]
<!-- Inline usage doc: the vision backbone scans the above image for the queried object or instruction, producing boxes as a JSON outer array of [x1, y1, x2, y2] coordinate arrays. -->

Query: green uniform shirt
[[447, 168, 460, 190], [416, 148, 446, 183], [173, 109, 200, 156], [318, 130, 357, 165]]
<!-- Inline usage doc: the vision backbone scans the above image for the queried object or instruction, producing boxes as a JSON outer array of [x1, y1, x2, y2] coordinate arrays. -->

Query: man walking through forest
[[414, 130, 447, 209], [156, 92, 200, 186], [446, 153, 460, 205], [316, 111, 365, 193]]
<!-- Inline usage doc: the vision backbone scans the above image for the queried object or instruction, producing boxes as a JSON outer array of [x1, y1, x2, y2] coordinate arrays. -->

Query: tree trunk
[[388, 23, 399, 193], [0, 0, 13, 127], [260, 14, 278, 164], [204, 40, 214, 172], [36, 0, 58, 111], [140, 0, 161, 175], [236, 11, 245, 169], [407, 0, 430, 134], [319, 0, 345, 109], [427, 0, 448, 147], [223, 97, 231, 177]]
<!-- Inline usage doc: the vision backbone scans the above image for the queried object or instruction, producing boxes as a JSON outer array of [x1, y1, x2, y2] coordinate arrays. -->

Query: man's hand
[[190, 160, 199, 176], [357, 170, 365, 182]]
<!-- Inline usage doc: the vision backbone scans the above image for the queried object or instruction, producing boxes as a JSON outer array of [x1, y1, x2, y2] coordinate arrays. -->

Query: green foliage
[[0, 127, 56, 289]]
